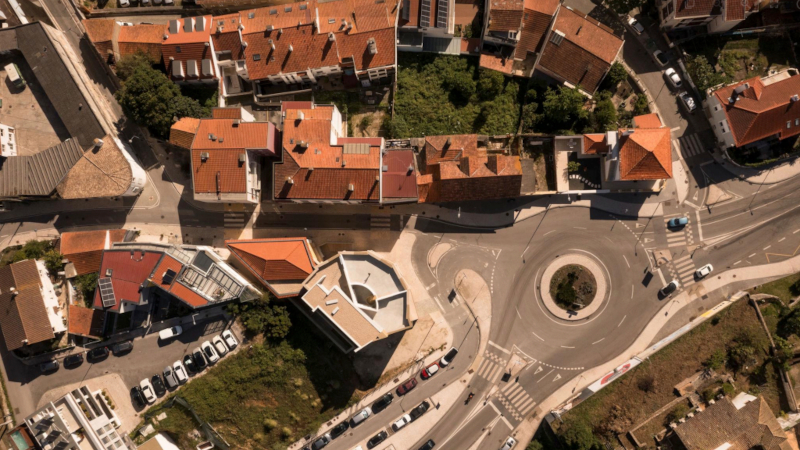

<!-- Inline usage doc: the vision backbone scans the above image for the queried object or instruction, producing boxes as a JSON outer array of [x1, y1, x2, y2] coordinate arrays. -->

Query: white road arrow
[[553, 374, 562, 382], [644, 237, 654, 243], [534, 366, 543, 375], [636, 223, 645, 228]]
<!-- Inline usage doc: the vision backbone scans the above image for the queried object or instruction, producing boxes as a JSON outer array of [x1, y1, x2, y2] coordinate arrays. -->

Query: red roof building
[[118, 23, 167, 62], [708, 73, 800, 148], [59, 229, 128, 276], [226, 238, 317, 298], [83, 19, 118, 63], [161, 16, 217, 83]]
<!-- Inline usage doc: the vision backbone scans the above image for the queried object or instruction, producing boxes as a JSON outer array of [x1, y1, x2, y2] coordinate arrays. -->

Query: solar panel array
[[98, 277, 116, 308], [162, 269, 177, 285], [420, 0, 431, 27], [436, 0, 448, 28]]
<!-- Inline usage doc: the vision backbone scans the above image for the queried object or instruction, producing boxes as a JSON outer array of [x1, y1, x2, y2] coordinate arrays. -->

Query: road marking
[[683, 200, 701, 210], [779, 237, 786, 242], [537, 369, 554, 382], [734, 260, 741, 266], [531, 331, 545, 341], [592, 338, 605, 345], [533, 366, 543, 375], [426, 282, 436, 290], [623, 255, 630, 268], [763, 245, 771, 250], [644, 237, 654, 243], [544, 230, 556, 236], [515, 306, 523, 320], [618, 315, 626, 328], [657, 268, 667, 286], [574, 227, 586, 230], [488, 341, 511, 354], [553, 374, 562, 382], [561, 345, 575, 349], [748, 253, 757, 258], [795, 229, 800, 234], [631, 284, 634, 299], [695, 210, 703, 242], [432, 295, 445, 312]]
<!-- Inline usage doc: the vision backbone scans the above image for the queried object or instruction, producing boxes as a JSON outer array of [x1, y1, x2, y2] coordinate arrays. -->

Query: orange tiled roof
[[338, 28, 396, 71], [423, 134, 484, 168], [479, 52, 514, 75], [212, 108, 243, 119], [418, 155, 522, 202], [548, 8, 622, 63], [619, 127, 672, 180], [193, 120, 276, 151], [192, 149, 247, 194], [489, 0, 524, 31], [83, 19, 116, 43], [119, 23, 166, 44], [68, 305, 105, 338], [518, 7, 556, 56], [240, 1, 314, 31], [524, 0, 559, 15], [242, 25, 341, 81], [60, 229, 128, 276], [169, 282, 209, 308], [399, 0, 420, 26], [633, 113, 663, 129], [162, 16, 216, 81], [583, 133, 606, 154], [277, 168, 381, 200], [226, 238, 315, 285], [151, 254, 184, 287], [712, 75, 800, 147], [675, 0, 717, 18], [169, 117, 200, 149]]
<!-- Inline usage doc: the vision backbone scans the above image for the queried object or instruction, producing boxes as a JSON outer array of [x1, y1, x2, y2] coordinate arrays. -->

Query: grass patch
[[146, 309, 360, 449], [551, 299, 781, 448], [752, 273, 800, 304], [144, 405, 202, 449], [391, 53, 520, 137], [314, 90, 365, 116], [682, 36, 796, 86]]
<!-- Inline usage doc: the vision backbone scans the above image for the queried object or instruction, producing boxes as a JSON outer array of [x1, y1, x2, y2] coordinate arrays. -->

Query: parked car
[[159, 326, 182, 340], [350, 408, 371, 426], [371, 393, 393, 413], [392, 414, 412, 431], [163, 366, 178, 389], [500, 437, 517, 450], [140, 379, 156, 403], [64, 353, 84, 369], [421, 363, 439, 379], [396, 377, 418, 396], [192, 348, 208, 371], [164, 0, 174, 5], [367, 431, 388, 449], [680, 92, 697, 112], [151, 374, 166, 397], [212, 335, 228, 356], [87, 346, 109, 362], [665, 68, 682, 88], [131, 386, 146, 407], [418, 440, 436, 450], [140, 0, 150, 5], [222, 330, 238, 349], [660, 280, 679, 297], [667, 216, 689, 228], [409, 400, 430, 421], [311, 434, 331, 450], [111, 341, 133, 356], [173, 360, 188, 383], [153, 0, 162, 5], [201, 341, 219, 364], [695, 264, 713, 278], [653, 50, 669, 66], [627, 16, 644, 34], [329, 421, 350, 439], [119, 0, 129, 6], [440, 347, 458, 366], [39, 360, 59, 374], [183, 354, 197, 374]]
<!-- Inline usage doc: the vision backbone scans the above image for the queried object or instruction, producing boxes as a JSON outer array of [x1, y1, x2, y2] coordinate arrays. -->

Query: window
[[796, 119, 799, 126], [284, 6, 292, 11], [253, 54, 261, 61], [300, 3, 307, 8], [328, 18, 336, 23], [787, 121, 791, 129], [176, 46, 181, 53], [270, 8, 277, 14], [247, 12, 255, 18]]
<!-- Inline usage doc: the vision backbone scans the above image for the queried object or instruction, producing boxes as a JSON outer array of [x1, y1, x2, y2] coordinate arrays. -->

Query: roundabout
[[539, 252, 609, 321]]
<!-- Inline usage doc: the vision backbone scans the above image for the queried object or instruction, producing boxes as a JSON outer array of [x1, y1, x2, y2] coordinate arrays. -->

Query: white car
[[392, 414, 412, 431], [140, 379, 156, 403], [222, 330, 238, 349], [153, 0, 162, 5], [653, 50, 669, 66], [163, 366, 178, 389], [627, 17, 644, 34], [212, 335, 228, 357], [695, 264, 713, 278], [665, 68, 682, 88], [119, 0, 129, 6], [500, 437, 517, 450], [173, 360, 188, 383], [158, 326, 182, 340], [201, 341, 219, 364]]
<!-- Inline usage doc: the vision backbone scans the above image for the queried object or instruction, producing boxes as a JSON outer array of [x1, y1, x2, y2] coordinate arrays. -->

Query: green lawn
[[752, 273, 800, 304], [140, 310, 361, 450], [391, 53, 520, 137]]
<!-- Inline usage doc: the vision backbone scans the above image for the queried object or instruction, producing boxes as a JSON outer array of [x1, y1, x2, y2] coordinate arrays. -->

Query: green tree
[[568, 161, 581, 173], [74, 273, 99, 307], [728, 342, 756, 371], [115, 52, 153, 81], [12, 239, 52, 262], [703, 349, 726, 371], [115, 65, 207, 138], [521, 102, 541, 132], [477, 69, 505, 101], [633, 94, 650, 116], [444, 70, 476, 101], [593, 98, 618, 132], [686, 55, 726, 94], [543, 86, 587, 126], [667, 403, 689, 423], [773, 335, 793, 370], [228, 294, 292, 339], [43, 250, 64, 275], [605, 62, 628, 88], [606, 0, 643, 14], [562, 420, 601, 450], [526, 441, 544, 450], [382, 115, 410, 139]]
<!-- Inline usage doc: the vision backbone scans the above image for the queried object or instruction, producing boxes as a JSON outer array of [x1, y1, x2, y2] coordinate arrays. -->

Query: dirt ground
[[0, 54, 69, 155], [350, 110, 387, 138]]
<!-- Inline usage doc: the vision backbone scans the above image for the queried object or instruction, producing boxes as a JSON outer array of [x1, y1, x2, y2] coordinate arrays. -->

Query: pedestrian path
[[664, 217, 695, 248], [496, 381, 537, 422], [476, 350, 506, 383], [673, 133, 705, 160], [669, 254, 696, 289]]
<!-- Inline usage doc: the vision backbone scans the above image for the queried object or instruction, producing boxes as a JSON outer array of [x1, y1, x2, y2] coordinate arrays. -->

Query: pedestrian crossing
[[476, 351, 506, 383], [670, 255, 697, 288], [370, 215, 392, 229], [224, 211, 248, 228], [664, 217, 694, 248], [673, 133, 705, 160], [497, 380, 537, 422]]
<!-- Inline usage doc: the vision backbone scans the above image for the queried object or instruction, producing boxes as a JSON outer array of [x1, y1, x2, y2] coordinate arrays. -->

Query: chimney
[[163, 33, 169, 40], [445, 136, 452, 147], [205, 42, 210, 47], [200, 152, 209, 162], [267, 24, 274, 31], [238, 23, 244, 31], [792, 94, 800, 102], [347, 183, 355, 191], [286, 176, 294, 185], [269, 39, 275, 50], [238, 153, 246, 165], [342, 159, 347, 167], [21, 339, 27, 345], [328, 32, 335, 42], [341, 18, 347, 29], [367, 38, 377, 55], [298, 140, 308, 148], [288, 44, 293, 52], [297, 110, 304, 120], [407, 164, 414, 174], [233, 119, 240, 127], [93, 138, 104, 149]]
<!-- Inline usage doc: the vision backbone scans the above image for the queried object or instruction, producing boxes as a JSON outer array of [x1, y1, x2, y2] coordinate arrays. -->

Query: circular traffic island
[[539, 253, 609, 321], [549, 264, 597, 311]]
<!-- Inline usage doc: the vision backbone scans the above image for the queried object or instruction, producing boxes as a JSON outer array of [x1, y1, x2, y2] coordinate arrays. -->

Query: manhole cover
[[702, 295, 708, 300]]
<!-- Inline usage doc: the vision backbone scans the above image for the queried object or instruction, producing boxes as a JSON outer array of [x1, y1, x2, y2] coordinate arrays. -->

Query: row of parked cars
[[39, 341, 134, 374], [132, 330, 238, 406], [306, 347, 459, 450]]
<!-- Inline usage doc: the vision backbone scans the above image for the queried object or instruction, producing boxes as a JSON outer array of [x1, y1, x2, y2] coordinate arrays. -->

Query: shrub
[[521, 102, 540, 133], [568, 161, 581, 173], [667, 403, 689, 423], [633, 94, 650, 116], [593, 98, 617, 132], [227, 294, 291, 339], [543, 86, 587, 126], [637, 373, 656, 393], [722, 382, 735, 396], [702, 388, 717, 403], [74, 273, 99, 307], [13, 239, 52, 262], [280, 427, 292, 439], [703, 350, 726, 371], [115, 52, 154, 81], [263, 419, 278, 431], [605, 62, 628, 88], [561, 419, 601, 450], [43, 249, 65, 275], [686, 55, 727, 94], [477, 69, 505, 101], [444, 71, 476, 100]]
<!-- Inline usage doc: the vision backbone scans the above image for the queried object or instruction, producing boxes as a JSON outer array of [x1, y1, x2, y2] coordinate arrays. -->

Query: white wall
[[114, 137, 147, 197], [705, 95, 736, 148]]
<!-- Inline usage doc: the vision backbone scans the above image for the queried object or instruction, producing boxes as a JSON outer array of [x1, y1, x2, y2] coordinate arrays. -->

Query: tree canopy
[[543, 86, 588, 126], [228, 294, 292, 340], [686, 55, 726, 95]]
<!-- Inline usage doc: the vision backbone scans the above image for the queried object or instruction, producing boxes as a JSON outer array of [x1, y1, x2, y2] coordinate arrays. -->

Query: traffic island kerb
[[538, 253, 609, 321]]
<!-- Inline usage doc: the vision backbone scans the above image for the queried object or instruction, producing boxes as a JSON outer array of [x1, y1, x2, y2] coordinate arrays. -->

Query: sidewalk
[[711, 147, 800, 186]]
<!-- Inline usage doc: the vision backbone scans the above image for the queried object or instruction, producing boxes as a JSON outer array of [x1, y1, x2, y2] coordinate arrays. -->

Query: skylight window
[[253, 54, 261, 61]]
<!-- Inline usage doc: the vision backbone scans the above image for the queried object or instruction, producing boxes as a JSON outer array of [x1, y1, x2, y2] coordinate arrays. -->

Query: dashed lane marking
[[592, 338, 605, 345], [426, 283, 436, 290], [749, 253, 757, 258], [779, 237, 786, 242], [561, 345, 575, 349], [763, 245, 771, 250], [488, 341, 511, 354], [734, 260, 741, 266], [623, 255, 630, 268], [618, 315, 626, 328]]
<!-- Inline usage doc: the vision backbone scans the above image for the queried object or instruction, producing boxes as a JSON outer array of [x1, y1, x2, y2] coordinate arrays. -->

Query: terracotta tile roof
[[338, 28, 396, 71], [57, 136, 135, 199], [674, 395, 791, 450], [162, 16, 216, 81], [151, 254, 183, 287], [193, 119, 277, 151], [226, 238, 315, 284], [211, 107, 242, 119], [192, 149, 248, 194], [461, 37, 481, 54], [675, 0, 718, 17], [418, 155, 522, 202], [242, 25, 340, 81], [489, 0, 524, 31], [169, 117, 200, 149], [83, 19, 116, 44], [382, 150, 418, 199], [316, 0, 396, 34], [399, 0, 420, 26], [240, 1, 314, 31], [423, 134, 484, 168], [60, 229, 128, 276], [0, 260, 54, 351], [548, 8, 622, 63], [282, 101, 313, 111], [618, 127, 672, 180], [210, 14, 244, 60], [93, 250, 163, 311], [583, 133, 606, 154], [524, 0, 559, 15], [169, 282, 210, 308], [518, 8, 555, 56], [277, 167, 381, 200], [68, 304, 104, 338], [118, 24, 167, 61], [632, 113, 663, 129], [480, 52, 515, 75], [712, 75, 800, 147]]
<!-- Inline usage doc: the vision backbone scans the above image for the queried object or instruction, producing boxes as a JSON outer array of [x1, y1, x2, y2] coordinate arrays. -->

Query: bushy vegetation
[[74, 273, 99, 307], [0, 240, 61, 274], [226, 294, 292, 340], [391, 54, 520, 137], [115, 53, 211, 138]]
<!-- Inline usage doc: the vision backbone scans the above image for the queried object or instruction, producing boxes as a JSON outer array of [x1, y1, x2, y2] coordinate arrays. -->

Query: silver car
[[163, 366, 178, 389]]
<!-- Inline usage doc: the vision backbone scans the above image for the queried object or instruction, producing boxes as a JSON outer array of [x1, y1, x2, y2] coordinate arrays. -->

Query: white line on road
[[779, 237, 786, 242], [657, 268, 667, 286], [734, 260, 741, 266], [683, 200, 701, 210], [623, 255, 630, 268], [531, 331, 545, 342], [515, 306, 523, 320], [631, 284, 634, 299], [561, 345, 575, 349], [618, 315, 626, 328], [488, 341, 511, 354], [795, 229, 800, 234], [592, 338, 605, 345], [573, 227, 586, 230], [544, 230, 556, 236], [695, 210, 704, 242], [426, 282, 436, 290], [537, 369, 554, 383], [748, 253, 757, 258], [763, 245, 771, 250], [433, 295, 446, 312]]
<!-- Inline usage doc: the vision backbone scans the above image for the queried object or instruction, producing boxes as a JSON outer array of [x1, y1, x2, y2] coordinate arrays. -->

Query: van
[[4, 63, 25, 88], [350, 407, 371, 426]]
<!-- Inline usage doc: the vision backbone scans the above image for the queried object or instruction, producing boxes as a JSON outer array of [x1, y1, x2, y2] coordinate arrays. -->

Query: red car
[[421, 363, 440, 379], [396, 377, 418, 395]]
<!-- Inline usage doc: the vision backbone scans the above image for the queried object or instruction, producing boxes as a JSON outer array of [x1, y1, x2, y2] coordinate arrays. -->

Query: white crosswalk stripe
[[495, 382, 536, 422], [476, 351, 506, 383], [674, 133, 705, 159]]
